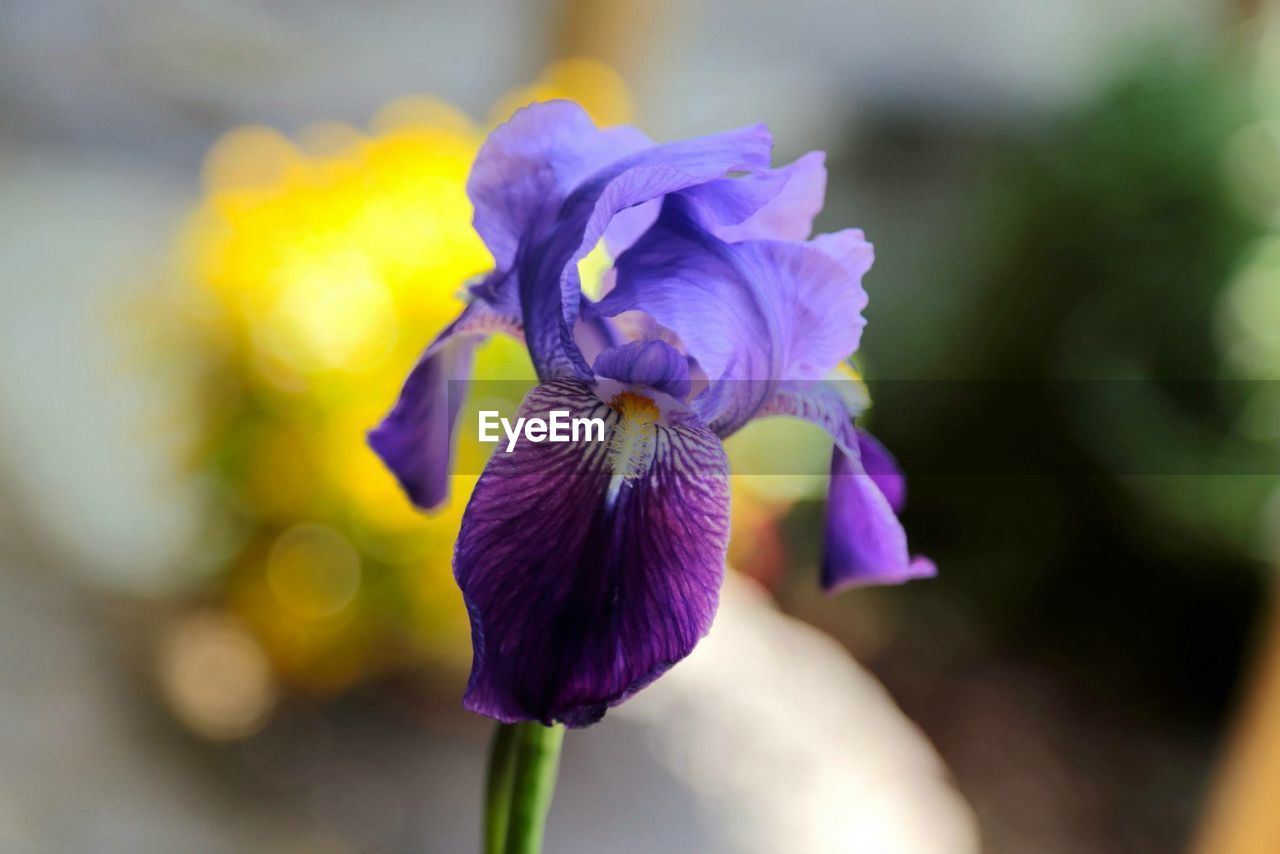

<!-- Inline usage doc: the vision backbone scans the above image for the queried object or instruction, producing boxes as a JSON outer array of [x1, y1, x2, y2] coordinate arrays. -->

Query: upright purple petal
[[682, 151, 827, 243], [517, 122, 773, 382], [593, 339, 691, 399], [756, 381, 931, 590], [604, 151, 826, 256], [733, 231, 869, 381], [602, 200, 661, 258], [467, 101, 651, 269], [368, 301, 522, 509], [810, 228, 875, 284], [455, 379, 730, 726], [600, 198, 870, 436], [599, 200, 780, 432]]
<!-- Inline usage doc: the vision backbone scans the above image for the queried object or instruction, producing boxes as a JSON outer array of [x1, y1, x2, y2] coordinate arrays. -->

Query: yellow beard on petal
[[607, 392, 661, 481]]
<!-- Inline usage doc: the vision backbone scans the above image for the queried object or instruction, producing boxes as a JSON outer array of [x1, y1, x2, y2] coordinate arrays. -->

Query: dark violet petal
[[600, 199, 869, 436], [467, 101, 651, 269], [856, 428, 906, 514], [367, 301, 522, 509], [455, 379, 730, 726], [593, 339, 691, 399], [823, 446, 936, 591], [756, 381, 930, 590], [467, 267, 521, 318], [517, 121, 773, 382], [682, 151, 827, 243], [367, 337, 473, 510]]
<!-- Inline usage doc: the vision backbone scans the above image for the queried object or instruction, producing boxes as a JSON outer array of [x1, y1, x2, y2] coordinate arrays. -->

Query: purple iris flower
[[369, 101, 933, 727]]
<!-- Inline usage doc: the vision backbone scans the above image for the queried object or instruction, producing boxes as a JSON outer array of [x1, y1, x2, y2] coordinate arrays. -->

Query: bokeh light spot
[[267, 524, 362, 620], [157, 611, 277, 741]]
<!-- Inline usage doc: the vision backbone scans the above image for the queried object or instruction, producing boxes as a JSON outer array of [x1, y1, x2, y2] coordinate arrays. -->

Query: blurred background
[[3, 0, 1280, 851]]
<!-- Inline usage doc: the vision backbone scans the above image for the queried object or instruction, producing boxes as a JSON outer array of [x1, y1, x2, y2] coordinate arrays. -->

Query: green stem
[[484, 724, 519, 854], [485, 721, 565, 854]]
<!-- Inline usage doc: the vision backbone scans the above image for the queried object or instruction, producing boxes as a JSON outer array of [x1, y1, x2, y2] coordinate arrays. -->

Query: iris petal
[[464, 100, 778, 384], [756, 381, 932, 590], [455, 379, 730, 726], [368, 301, 522, 509], [682, 151, 827, 243], [593, 339, 691, 400], [855, 428, 907, 515], [467, 101, 651, 270], [600, 200, 779, 433], [825, 446, 936, 591], [516, 119, 773, 381], [603, 151, 827, 256], [601, 198, 870, 436]]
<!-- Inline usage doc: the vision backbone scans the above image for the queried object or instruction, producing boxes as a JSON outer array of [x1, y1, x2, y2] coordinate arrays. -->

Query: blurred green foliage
[[814, 46, 1278, 721]]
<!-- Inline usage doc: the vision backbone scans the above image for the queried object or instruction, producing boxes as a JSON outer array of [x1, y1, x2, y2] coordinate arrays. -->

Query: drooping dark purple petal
[[600, 197, 870, 436], [368, 301, 522, 509], [855, 428, 907, 514], [756, 381, 931, 590], [455, 379, 730, 726], [515, 120, 773, 382], [467, 101, 651, 270], [593, 339, 691, 400], [825, 446, 936, 591]]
